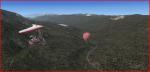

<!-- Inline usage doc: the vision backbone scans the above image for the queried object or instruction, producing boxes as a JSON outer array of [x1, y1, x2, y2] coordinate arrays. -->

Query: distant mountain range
[[2, 9, 149, 70], [32, 14, 148, 31]]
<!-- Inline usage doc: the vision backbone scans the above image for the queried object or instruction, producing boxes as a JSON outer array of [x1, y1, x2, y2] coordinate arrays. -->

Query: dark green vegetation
[[33, 14, 149, 70], [2, 10, 91, 70], [2, 9, 148, 70]]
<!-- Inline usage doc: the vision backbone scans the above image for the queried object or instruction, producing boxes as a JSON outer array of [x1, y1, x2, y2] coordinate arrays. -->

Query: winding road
[[86, 44, 100, 70]]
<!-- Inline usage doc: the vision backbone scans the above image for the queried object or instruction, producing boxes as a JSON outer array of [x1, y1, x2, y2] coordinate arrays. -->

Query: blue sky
[[2, 1, 149, 16]]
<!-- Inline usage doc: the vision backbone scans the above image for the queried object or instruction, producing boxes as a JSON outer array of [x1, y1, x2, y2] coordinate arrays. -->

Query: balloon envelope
[[19, 24, 43, 34], [83, 32, 90, 41]]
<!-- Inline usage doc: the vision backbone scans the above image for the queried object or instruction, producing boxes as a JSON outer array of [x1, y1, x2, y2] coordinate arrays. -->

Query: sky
[[2, 1, 149, 17]]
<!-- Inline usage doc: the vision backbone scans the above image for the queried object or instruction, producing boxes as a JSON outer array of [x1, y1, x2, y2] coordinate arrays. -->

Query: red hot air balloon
[[83, 32, 91, 42]]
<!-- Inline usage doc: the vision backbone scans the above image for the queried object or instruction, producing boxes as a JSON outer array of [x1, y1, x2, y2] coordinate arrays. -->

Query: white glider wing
[[19, 24, 43, 34]]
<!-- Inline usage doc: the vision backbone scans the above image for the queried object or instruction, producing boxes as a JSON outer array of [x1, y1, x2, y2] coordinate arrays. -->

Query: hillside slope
[[33, 14, 149, 70], [2, 10, 91, 70]]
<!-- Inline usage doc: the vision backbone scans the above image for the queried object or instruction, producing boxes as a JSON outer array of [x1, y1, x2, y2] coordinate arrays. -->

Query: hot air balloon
[[83, 32, 91, 42], [18, 24, 45, 45]]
